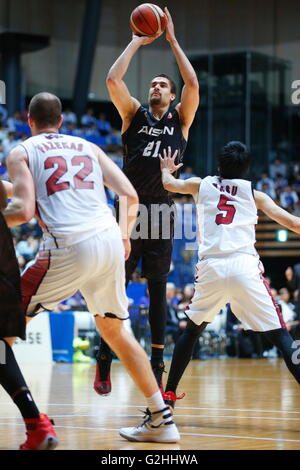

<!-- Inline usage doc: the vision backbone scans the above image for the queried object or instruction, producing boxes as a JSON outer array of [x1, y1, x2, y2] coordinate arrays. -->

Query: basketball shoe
[[20, 414, 58, 450], [94, 354, 112, 396], [163, 391, 186, 410], [119, 406, 180, 443]]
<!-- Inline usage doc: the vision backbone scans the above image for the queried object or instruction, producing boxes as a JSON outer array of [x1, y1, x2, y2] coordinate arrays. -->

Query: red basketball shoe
[[20, 414, 58, 450]]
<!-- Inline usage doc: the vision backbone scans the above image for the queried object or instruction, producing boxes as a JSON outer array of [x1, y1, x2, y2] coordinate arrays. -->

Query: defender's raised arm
[[254, 190, 300, 234]]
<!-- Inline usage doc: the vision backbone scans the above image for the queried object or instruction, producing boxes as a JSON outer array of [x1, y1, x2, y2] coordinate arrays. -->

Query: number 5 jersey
[[196, 175, 258, 258], [20, 133, 118, 249]]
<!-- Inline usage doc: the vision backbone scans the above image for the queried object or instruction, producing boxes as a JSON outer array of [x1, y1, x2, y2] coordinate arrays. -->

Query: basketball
[[130, 4, 167, 37]]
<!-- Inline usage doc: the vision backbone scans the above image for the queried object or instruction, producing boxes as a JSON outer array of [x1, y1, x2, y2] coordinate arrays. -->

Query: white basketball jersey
[[21, 133, 118, 246], [196, 175, 258, 257]]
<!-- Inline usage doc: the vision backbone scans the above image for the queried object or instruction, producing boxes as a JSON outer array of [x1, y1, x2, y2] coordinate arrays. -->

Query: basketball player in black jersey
[[94, 7, 199, 395]]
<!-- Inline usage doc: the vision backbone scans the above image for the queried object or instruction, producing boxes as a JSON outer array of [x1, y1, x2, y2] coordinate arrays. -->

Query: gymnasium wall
[[0, 0, 299, 102]]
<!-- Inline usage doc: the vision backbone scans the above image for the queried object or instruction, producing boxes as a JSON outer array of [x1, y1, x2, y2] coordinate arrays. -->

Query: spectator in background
[[13, 237, 26, 272], [256, 172, 275, 193], [177, 284, 194, 313], [278, 287, 300, 339], [62, 108, 77, 126], [269, 157, 287, 180], [278, 287, 297, 324], [65, 122, 84, 137], [2, 131, 21, 158], [166, 282, 179, 309], [285, 265, 300, 318], [290, 160, 300, 179], [179, 166, 197, 180], [7, 111, 22, 132], [108, 147, 123, 168], [261, 182, 276, 200], [274, 173, 288, 196], [16, 234, 39, 263], [96, 113, 112, 136], [280, 185, 298, 211], [106, 128, 122, 152], [80, 108, 97, 127], [166, 283, 184, 343], [84, 123, 107, 149]]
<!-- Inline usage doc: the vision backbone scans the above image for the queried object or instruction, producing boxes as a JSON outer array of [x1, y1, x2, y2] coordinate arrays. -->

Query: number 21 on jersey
[[143, 140, 161, 158]]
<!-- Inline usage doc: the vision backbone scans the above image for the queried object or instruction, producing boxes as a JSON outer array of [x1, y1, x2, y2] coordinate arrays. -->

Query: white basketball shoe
[[119, 406, 180, 443]]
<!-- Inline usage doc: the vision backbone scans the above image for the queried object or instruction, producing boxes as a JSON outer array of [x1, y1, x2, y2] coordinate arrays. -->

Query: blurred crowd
[[2, 104, 300, 360]]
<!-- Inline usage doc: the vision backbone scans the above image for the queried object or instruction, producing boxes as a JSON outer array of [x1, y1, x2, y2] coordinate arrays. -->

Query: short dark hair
[[29, 92, 62, 128], [152, 74, 176, 95], [218, 141, 251, 179]]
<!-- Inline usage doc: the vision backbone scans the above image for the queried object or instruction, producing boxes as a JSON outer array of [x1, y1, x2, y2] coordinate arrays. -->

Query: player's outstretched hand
[[164, 7, 176, 43], [132, 32, 160, 46], [159, 146, 183, 173]]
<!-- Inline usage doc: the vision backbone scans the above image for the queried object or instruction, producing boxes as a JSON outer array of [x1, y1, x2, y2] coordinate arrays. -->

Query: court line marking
[[185, 375, 295, 382], [1, 413, 300, 421], [0, 421, 299, 443], [0, 402, 300, 414]]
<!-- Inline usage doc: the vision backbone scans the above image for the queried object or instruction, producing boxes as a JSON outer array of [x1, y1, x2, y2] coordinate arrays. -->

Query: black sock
[[0, 340, 40, 419], [148, 280, 167, 346], [263, 328, 300, 384], [97, 338, 113, 361], [166, 321, 208, 394], [151, 347, 164, 368], [96, 338, 113, 380]]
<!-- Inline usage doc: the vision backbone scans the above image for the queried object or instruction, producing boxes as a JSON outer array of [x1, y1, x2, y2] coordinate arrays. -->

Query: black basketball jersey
[[122, 105, 187, 202]]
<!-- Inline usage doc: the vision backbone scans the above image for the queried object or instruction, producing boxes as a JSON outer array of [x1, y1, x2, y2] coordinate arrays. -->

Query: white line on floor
[[0, 421, 299, 443]]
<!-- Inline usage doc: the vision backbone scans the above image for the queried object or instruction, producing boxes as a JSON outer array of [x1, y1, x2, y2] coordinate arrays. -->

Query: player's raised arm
[[2, 146, 35, 227], [106, 34, 159, 130], [254, 190, 300, 233], [164, 8, 199, 138], [160, 147, 201, 196]]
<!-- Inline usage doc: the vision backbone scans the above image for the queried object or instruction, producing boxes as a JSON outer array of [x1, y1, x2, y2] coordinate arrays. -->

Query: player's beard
[[149, 95, 162, 105]]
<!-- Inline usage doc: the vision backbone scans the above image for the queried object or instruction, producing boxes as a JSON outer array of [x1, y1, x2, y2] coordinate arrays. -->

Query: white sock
[[146, 390, 166, 413]]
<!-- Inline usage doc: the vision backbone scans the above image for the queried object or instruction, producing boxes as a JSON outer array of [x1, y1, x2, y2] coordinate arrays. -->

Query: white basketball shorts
[[21, 226, 129, 319], [186, 253, 285, 332]]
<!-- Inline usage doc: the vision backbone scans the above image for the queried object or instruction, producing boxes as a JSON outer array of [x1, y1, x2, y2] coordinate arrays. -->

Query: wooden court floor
[[0, 358, 299, 450]]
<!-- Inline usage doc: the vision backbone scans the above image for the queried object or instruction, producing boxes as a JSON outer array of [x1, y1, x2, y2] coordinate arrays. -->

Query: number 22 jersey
[[122, 105, 187, 201], [20, 133, 118, 247], [196, 175, 258, 258]]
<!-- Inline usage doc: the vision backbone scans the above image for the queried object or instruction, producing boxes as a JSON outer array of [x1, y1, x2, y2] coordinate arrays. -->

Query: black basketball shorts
[[124, 200, 175, 282], [0, 214, 26, 340]]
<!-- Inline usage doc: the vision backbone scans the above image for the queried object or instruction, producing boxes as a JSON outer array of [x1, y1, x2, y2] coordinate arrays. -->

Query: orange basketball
[[130, 4, 166, 37]]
